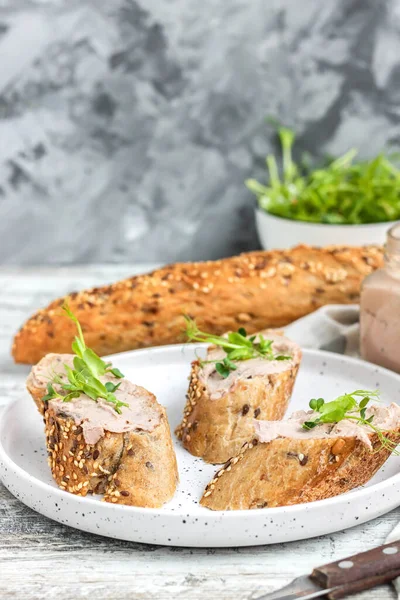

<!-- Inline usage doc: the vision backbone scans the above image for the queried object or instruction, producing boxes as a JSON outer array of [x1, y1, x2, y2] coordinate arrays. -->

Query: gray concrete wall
[[0, 0, 398, 265]]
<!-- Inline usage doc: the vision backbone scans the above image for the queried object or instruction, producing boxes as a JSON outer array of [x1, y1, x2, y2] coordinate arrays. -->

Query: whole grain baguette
[[201, 421, 400, 511], [176, 332, 301, 463], [13, 245, 383, 365]]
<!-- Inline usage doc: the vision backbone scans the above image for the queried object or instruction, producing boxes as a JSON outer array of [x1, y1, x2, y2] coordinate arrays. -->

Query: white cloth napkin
[[283, 303, 361, 357], [285, 304, 400, 598]]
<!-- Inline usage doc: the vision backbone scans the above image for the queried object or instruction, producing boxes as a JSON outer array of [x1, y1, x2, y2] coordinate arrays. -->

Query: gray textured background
[[0, 0, 399, 265]]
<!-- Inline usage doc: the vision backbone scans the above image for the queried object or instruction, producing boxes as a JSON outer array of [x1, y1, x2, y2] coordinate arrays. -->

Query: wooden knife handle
[[326, 569, 400, 599], [311, 541, 400, 590]]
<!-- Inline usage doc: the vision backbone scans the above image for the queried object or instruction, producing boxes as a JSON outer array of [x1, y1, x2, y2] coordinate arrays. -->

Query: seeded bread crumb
[[176, 338, 301, 463], [200, 431, 400, 510]]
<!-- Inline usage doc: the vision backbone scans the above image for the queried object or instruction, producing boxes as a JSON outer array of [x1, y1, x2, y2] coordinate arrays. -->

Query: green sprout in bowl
[[246, 127, 400, 225]]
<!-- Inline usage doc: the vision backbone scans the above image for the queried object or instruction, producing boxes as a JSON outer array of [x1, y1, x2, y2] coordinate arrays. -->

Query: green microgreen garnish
[[184, 317, 291, 379], [246, 126, 400, 225], [62, 304, 124, 380], [303, 390, 400, 455], [42, 304, 128, 414]]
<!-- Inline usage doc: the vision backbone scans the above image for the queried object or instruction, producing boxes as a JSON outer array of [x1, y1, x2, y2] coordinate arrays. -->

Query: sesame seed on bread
[[28, 354, 179, 507], [13, 244, 383, 365]]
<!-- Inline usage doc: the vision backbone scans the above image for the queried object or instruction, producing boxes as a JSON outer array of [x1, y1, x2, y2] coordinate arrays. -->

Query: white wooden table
[[0, 265, 398, 600]]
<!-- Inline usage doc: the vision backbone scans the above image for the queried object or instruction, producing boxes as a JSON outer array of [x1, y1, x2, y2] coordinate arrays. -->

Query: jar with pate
[[360, 223, 400, 372]]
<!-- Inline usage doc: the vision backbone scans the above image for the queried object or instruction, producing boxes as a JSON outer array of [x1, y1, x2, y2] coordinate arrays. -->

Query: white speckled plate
[[1, 345, 400, 548]]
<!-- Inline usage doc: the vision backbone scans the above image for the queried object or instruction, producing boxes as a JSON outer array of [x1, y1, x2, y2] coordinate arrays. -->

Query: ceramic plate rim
[[1, 345, 400, 521]]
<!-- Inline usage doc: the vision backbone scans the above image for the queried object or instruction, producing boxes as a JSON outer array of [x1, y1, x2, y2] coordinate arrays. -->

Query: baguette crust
[[44, 406, 178, 507], [176, 353, 301, 463], [28, 375, 49, 415], [200, 433, 400, 510], [12, 245, 383, 365]]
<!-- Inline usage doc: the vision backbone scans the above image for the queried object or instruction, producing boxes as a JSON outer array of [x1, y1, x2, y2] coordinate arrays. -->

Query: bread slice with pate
[[200, 403, 400, 510], [176, 331, 301, 464], [27, 353, 179, 507]]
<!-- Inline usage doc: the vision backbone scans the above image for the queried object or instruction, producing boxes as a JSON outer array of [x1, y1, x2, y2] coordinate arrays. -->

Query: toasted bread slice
[[12, 245, 382, 365], [28, 354, 179, 507], [176, 332, 301, 463], [201, 404, 400, 510]]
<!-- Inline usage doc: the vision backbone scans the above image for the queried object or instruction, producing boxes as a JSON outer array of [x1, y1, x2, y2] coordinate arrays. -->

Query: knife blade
[[386, 521, 400, 545], [253, 574, 335, 600], [254, 540, 400, 600]]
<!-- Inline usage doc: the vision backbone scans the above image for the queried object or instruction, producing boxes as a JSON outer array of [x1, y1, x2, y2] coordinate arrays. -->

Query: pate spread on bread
[[176, 331, 301, 463], [27, 353, 179, 507], [201, 403, 400, 510]]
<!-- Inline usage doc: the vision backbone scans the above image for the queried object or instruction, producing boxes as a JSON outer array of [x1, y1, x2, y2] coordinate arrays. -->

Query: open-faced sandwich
[[176, 319, 301, 463], [201, 390, 400, 510], [26, 306, 178, 507]]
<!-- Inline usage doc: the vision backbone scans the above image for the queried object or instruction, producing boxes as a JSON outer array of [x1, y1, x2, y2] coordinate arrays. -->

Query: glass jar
[[360, 223, 400, 372]]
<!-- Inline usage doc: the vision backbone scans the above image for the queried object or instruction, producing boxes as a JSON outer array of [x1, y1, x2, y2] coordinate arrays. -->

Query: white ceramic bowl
[[255, 208, 398, 250]]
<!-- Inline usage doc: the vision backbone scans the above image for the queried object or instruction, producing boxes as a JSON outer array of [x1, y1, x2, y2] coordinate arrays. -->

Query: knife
[[254, 539, 400, 600], [385, 520, 400, 598]]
